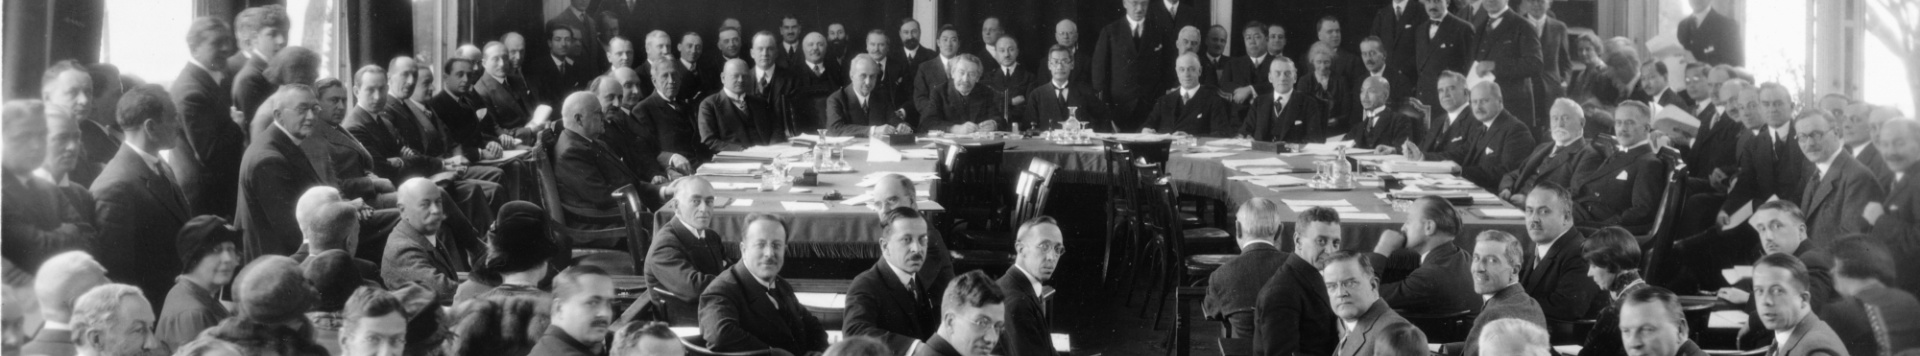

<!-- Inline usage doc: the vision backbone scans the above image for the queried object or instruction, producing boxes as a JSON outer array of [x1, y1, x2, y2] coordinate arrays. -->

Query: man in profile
[[700, 214, 828, 356], [1370, 196, 1483, 316], [69, 284, 166, 356], [22, 251, 110, 356], [1203, 198, 1287, 337], [169, 17, 245, 220], [1821, 235, 1920, 356], [236, 84, 326, 260]]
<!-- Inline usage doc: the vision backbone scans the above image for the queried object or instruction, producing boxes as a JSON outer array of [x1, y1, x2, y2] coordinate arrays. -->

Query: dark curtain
[[4, 0, 103, 99], [1231, 0, 1385, 60], [942, 0, 1121, 69], [348, 0, 415, 70]]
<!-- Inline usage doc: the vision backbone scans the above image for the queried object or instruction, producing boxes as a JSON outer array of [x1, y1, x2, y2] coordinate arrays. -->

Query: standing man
[[171, 17, 245, 220], [1053, 20, 1093, 85], [1414, 0, 1476, 109], [700, 214, 830, 355], [644, 177, 733, 326], [859, 30, 908, 116], [981, 35, 1036, 126], [1093, 0, 1168, 132], [1677, 0, 1743, 66], [896, 19, 940, 98], [236, 85, 325, 260], [1359, 37, 1413, 102], [546, 0, 601, 72], [680, 32, 719, 100], [999, 217, 1065, 356], [794, 32, 845, 134], [531, 266, 617, 356], [230, 5, 289, 125], [1371, 0, 1427, 91], [1518, 0, 1570, 113], [1252, 208, 1339, 356], [779, 16, 805, 68], [90, 85, 191, 307], [1470, 0, 1544, 136]]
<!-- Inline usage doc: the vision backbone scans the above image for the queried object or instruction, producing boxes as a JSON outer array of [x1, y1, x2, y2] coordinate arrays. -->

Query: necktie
[[908, 277, 921, 302], [1057, 88, 1066, 101], [759, 74, 770, 91], [767, 285, 782, 310], [733, 96, 745, 112], [1430, 23, 1440, 38], [1275, 97, 1286, 117], [1133, 24, 1142, 39]]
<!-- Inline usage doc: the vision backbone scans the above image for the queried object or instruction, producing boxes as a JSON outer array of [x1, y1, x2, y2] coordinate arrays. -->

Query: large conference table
[[679, 136, 1527, 259]]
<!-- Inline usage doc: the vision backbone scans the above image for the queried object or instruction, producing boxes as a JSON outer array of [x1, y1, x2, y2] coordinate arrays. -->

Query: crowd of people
[[3, 0, 1918, 355]]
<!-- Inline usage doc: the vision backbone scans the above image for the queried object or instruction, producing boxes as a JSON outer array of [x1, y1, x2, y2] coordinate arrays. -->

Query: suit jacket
[[647, 218, 733, 324], [602, 108, 671, 182], [1773, 314, 1848, 356], [343, 105, 438, 179], [231, 55, 274, 130], [1336, 300, 1414, 356], [1850, 144, 1890, 182], [1498, 138, 1606, 197], [893, 45, 940, 94], [1572, 144, 1669, 231], [1873, 165, 1920, 294], [1152, 1, 1206, 43], [1632, 89, 1697, 115], [428, 90, 494, 160], [921, 86, 1005, 132], [381, 221, 473, 305], [1453, 284, 1547, 356], [700, 263, 829, 355], [1022, 81, 1108, 132], [1300, 75, 1359, 140], [555, 129, 638, 218], [998, 267, 1054, 356], [1824, 285, 1920, 356], [1221, 55, 1274, 91], [1379, 242, 1484, 315], [20, 328, 75, 356], [1239, 86, 1317, 143], [698, 92, 779, 153], [1371, 2, 1429, 80], [88, 146, 190, 301], [1204, 242, 1287, 337], [636, 92, 703, 163], [157, 277, 228, 347], [1473, 10, 1542, 86], [170, 64, 245, 219], [1434, 112, 1535, 191], [1686, 105, 1746, 180], [524, 54, 592, 107], [791, 61, 847, 134], [236, 128, 324, 260], [825, 86, 904, 137], [1144, 86, 1233, 136], [843, 260, 940, 353], [743, 67, 804, 139], [1521, 229, 1602, 321], [981, 64, 1038, 124], [528, 328, 598, 356], [2, 171, 93, 274], [474, 74, 536, 131], [1534, 16, 1572, 95], [1677, 9, 1744, 66], [682, 58, 722, 101], [1726, 127, 1807, 213], [1347, 103, 1423, 151], [908, 55, 952, 127], [1415, 15, 1476, 106], [1799, 153, 1883, 249], [1093, 17, 1169, 102], [1362, 66, 1417, 103], [1253, 251, 1337, 356], [868, 54, 912, 106], [301, 122, 383, 201], [912, 335, 965, 356]]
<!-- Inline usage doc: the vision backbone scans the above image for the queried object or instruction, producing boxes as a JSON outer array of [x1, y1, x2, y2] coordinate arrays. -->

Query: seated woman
[[1576, 226, 1646, 356]]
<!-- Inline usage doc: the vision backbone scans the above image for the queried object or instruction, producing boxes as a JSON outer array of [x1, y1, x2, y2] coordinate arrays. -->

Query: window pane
[[1746, 0, 1810, 95], [99, 0, 194, 87], [1864, 7, 1914, 114]]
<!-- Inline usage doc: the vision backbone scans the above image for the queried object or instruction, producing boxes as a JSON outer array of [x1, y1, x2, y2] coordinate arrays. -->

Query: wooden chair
[[934, 142, 1009, 233], [532, 123, 645, 275], [953, 158, 1060, 272], [1641, 146, 1691, 286]]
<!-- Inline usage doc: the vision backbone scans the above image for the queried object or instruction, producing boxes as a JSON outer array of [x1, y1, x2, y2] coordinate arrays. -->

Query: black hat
[[482, 201, 556, 277], [176, 215, 240, 268], [301, 249, 360, 312]]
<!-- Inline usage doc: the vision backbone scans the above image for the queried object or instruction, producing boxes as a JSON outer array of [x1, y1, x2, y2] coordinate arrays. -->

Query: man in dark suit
[[1752, 253, 1846, 356], [856, 31, 909, 123], [921, 55, 1004, 134], [88, 85, 191, 305], [1677, 0, 1743, 66], [1220, 22, 1273, 97], [3, 99, 94, 276], [1727, 201, 1839, 348], [912, 26, 964, 129], [1870, 120, 1920, 294], [525, 25, 594, 108], [792, 32, 847, 134], [1443, 230, 1547, 356], [592, 0, 648, 41], [1093, 0, 1169, 132], [1497, 100, 1604, 204], [1617, 287, 1715, 356], [554, 91, 646, 227], [1414, 0, 1476, 110], [1024, 45, 1108, 131], [1793, 111, 1883, 247], [1469, 0, 1544, 135], [236, 85, 325, 261], [974, 18, 1006, 65], [342, 65, 441, 180], [429, 57, 508, 164], [381, 178, 480, 305], [1680, 78, 1749, 187], [1372, 0, 1427, 88], [1371, 196, 1485, 317], [746, 31, 803, 140], [1359, 37, 1414, 103], [912, 271, 1005, 356], [982, 36, 1036, 126], [1630, 62, 1695, 114], [1519, 183, 1603, 322], [171, 17, 245, 220], [230, 6, 288, 128], [1316, 17, 1366, 87], [607, 66, 688, 183], [999, 217, 1065, 356], [701, 59, 781, 153], [1674, 84, 1804, 292], [1518, 0, 1571, 115], [640, 178, 732, 326], [530, 265, 617, 356], [1252, 212, 1338, 356], [701, 214, 830, 355], [1420, 72, 1479, 160], [1165, 27, 1219, 91], [680, 32, 721, 101], [868, 174, 955, 289], [1324, 250, 1415, 356], [1151, 0, 1205, 45], [1143, 54, 1232, 136], [1348, 76, 1421, 153], [1823, 236, 1920, 356], [1052, 20, 1094, 86], [778, 16, 806, 70], [1204, 199, 1289, 337], [827, 55, 910, 137], [1414, 81, 1536, 192], [545, 0, 600, 72], [1572, 102, 1669, 232], [895, 19, 939, 105], [1838, 103, 1894, 181], [20, 251, 109, 356], [1242, 57, 1320, 143], [844, 208, 943, 352], [476, 41, 539, 136]]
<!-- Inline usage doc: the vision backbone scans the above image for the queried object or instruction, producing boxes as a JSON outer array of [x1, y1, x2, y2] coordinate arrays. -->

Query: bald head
[[304, 201, 362, 252], [1176, 26, 1202, 55], [397, 178, 444, 233], [722, 58, 751, 94], [562, 91, 605, 137], [35, 251, 108, 323], [398, 178, 439, 208]]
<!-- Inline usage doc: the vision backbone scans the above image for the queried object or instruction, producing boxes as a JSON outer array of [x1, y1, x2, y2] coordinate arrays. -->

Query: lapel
[[1581, 145, 1647, 187], [1526, 230, 1578, 285], [733, 264, 795, 330], [116, 146, 191, 220], [873, 260, 924, 324], [1779, 313, 1822, 355], [1341, 299, 1392, 356], [1805, 155, 1849, 212]]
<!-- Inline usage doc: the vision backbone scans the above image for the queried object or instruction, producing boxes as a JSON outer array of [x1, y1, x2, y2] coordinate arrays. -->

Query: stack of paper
[[1381, 160, 1460, 173], [858, 172, 939, 187], [1230, 175, 1311, 188], [1722, 265, 1754, 284], [1222, 157, 1292, 170], [696, 162, 763, 176], [1280, 199, 1353, 207], [1350, 154, 1410, 163], [1184, 152, 1240, 159], [1478, 208, 1527, 219], [715, 151, 784, 160], [1207, 138, 1253, 147], [867, 142, 904, 162], [791, 134, 856, 146]]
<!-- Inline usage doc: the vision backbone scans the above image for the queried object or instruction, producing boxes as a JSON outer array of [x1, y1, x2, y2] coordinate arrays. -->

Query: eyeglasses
[[1794, 130, 1828, 141], [1032, 241, 1066, 255], [970, 315, 1007, 334], [1761, 100, 1793, 109]]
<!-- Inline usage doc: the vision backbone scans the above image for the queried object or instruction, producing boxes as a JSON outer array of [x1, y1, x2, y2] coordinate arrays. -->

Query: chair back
[[1011, 158, 1059, 227], [936, 142, 1009, 229], [1122, 139, 1174, 167], [1144, 175, 1185, 261], [680, 334, 776, 356], [1641, 147, 1689, 277]]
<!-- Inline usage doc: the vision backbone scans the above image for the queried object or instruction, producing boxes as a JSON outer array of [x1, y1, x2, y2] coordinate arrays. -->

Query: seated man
[[1000, 217, 1065, 356], [382, 178, 483, 304], [70, 284, 165, 355], [700, 214, 829, 355], [1254, 208, 1338, 356], [611, 321, 685, 356], [237, 84, 326, 260], [1324, 250, 1414, 356], [3, 100, 94, 273], [1572, 101, 1669, 232], [589, 73, 669, 209], [1871, 120, 1920, 295], [912, 271, 1005, 356], [844, 208, 941, 352], [427, 56, 513, 164], [699, 59, 777, 154], [292, 188, 386, 279], [1476, 318, 1551, 356], [980, 35, 1035, 125], [22, 251, 110, 356], [157, 215, 242, 346], [868, 174, 954, 287], [1347, 76, 1420, 153], [1519, 183, 1603, 322], [623, 65, 698, 174], [642, 177, 732, 325], [1203, 198, 1288, 337], [1792, 110, 1882, 246], [1408, 81, 1536, 191], [1751, 253, 1847, 355], [531, 265, 617, 356], [1724, 201, 1838, 348], [1241, 57, 1320, 143], [340, 286, 412, 356], [1497, 99, 1604, 205], [1444, 231, 1545, 356], [1616, 286, 1712, 356], [1142, 53, 1231, 137], [1022, 45, 1106, 131], [1370, 196, 1483, 316], [303, 78, 395, 205], [920, 54, 1002, 134], [826, 55, 910, 137], [475, 40, 539, 139], [555, 91, 649, 226], [1822, 235, 1920, 356]]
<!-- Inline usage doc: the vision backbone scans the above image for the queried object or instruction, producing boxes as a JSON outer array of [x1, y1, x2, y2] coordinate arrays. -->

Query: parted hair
[[880, 206, 925, 240], [69, 284, 145, 345], [1830, 234, 1896, 283], [941, 270, 1005, 314], [1756, 253, 1813, 293], [1621, 285, 1689, 334], [342, 286, 405, 341], [1476, 230, 1526, 270], [1582, 226, 1643, 273]]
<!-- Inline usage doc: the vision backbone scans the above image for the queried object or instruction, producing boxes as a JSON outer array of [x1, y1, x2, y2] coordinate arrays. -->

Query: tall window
[[1746, 0, 1810, 95], [1863, 0, 1914, 114], [99, 0, 195, 87]]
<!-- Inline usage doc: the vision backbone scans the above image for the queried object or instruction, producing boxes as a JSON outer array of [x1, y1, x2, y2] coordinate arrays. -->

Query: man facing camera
[[1371, 196, 1484, 317], [1443, 231, 1545, 356], [1253, 207, 1338, 356], [1203, 198, 1288, 337], [1347, 76, 1420, 154], [999, 217, 1065, 356], [912, 271, 1005, 356], [644, 177, 732, 325], [1497, 99, 1604, 205], [845, 207, 942, 352], [622, 65, 700, 171], [1324, 250, 1414, 356], [1242, 57, 1319, 143], [1142, 53, 1230, 137], [700, 59, 779, 153], [1617, 286, 1711, 356], [1752, 253, 1846, 356], [1571, 101, 1669, 233], [1023, 45, 1106, 131], [236, 84, 326, 260], [1793, 110, 1883, 247], [921, 54, 1003, 135], [701, 214, 828, 356], [980, 35, 1036, 126], [1519, 183, 1602, 322], [382, 178, 482, 305], [531, 265, 617, 356], [1408, 81, 1535, 192], [825, 55, 911, 137]]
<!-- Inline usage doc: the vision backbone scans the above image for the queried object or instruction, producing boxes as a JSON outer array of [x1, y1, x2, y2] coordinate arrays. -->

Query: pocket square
[[1450, 136, 1464, 142], [1484, 147, 1494, 154], [1615, 171, 1629, 180]]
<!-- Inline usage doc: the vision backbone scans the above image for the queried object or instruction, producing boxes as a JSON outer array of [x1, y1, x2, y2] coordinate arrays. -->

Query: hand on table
[[667, 154, 692, 174], [1374, 145, 1397, 154], [1716, 287, 1750, 304], [1401, 142, 1424, 161], [975, 120, 998, 132]]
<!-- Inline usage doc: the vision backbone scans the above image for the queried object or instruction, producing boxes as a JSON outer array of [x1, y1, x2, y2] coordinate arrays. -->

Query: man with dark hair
[[429, 56, 509, 163], [701, 214, 829, 355], [1792, 110, 1883, 245], [1752, 253, 1846, 355], [999, 216, 1065, 356], [1677, 0, 1743, 66], [913, 270, 1005, 356], [911, 25, 965, 129], [171, 17, 245, 220], [680, 32, 720, 100], [1443, 230, 1546, 356], [4, 99, 93, 277], [340, 286, 409, 356], [1414, 0, 1474, 109], [1371, 196, 1481, 316], [1370, 0, 1426, 94], [533, 265, 617, 356], [845, 207, 941, 352], [546, 0, 600, 72], [1222, 22, 1271, 95], [1468, 0, 1543, 133], [1572, 101, 1669, 233], [88, 85, 188, 308], [1723, 201, 1837, 348], [1822, 235, 1920, 356], [1252, 206, 1339, 356], [1520, 182, 1602, 322], [231, 5, 290, 124], [476, 40, 539, 136], [527, 25, 593, 107], [1093, 0, 1169, 132], [611, 321, 684, 356], [236, 84, 326, 260], [1204, 198, 1287, 337], [1411, 81, 1536, 192], [1023, 45, 1106, 130], [1629, 61, 1693, 112], [1324, 250, 1415, 356], [1347, 75, 1421, 153], [981, 35, 1035, 125], [779, 15, 805, 68], [1617, 286, 1710, 356]]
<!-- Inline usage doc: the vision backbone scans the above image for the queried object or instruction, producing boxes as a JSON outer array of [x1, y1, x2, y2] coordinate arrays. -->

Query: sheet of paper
[[1280, 199, 1353, 207], [1345, 213, 1392, 220], [1222, 157, 1292, 170], [1243, 175, 1312, 188], [1722, 202, 1754, 231], [867, 143, 904, 161], [711, 182, 761, 191], [1479, 208, 1526, 218], [728, 199, 754, 207], [1207, 138, 1253, 147], [1184, 152, 1240, 159], [715, 151, 783, 159], [1721, 265, 1753, 284], [781, 201, 830, 211], [1051, 334, 1071, 353], [792, 134, 855, 145], [900, 149, 940, 159], [789, 188, 813, 193], [526, 105, 553, 128], [1239, 167, 1298, 175], [1708, 310, 1748, 329]]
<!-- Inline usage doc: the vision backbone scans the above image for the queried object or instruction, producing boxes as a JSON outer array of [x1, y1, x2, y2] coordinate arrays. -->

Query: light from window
[[1745, 0, 1810, 95], [1863, 2, 1915, 115], [99, 0, 195, 88]]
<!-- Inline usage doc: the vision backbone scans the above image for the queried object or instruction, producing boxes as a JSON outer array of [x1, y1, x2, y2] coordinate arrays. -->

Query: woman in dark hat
[[194, 255, 330, 356], [157, 215, 243, 347], [453, 201, 558, 303]]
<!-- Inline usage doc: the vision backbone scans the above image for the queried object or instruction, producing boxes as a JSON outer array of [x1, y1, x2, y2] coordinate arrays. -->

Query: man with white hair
[[381, 177, 481, 305], [556, 90, 652, 224], [22, 251, 111, 356], [1571, 101, 1670, 232], [1496, 98, 1602, 205], [1409, 81, 1537, 192], [1142, 53, 1230, 136], [1476, 318, 1550, 356], [701, 58, 782, 152], [920, 54, 1002, 134], [700, 214, 829, 355], [643, 177, 733, 325], [826, 54, 910, 137], [70, 284, 165, 356], [237, 84, 327, 260]]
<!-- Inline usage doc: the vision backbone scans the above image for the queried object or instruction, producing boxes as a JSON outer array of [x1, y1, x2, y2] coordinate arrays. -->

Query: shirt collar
[[1178, 86, 1199, 99], [1250, 54, 1266, 63], [1239, 239, 1274, 250], [128, 143, 165, 167], [887, 260, 916, 288], [1814, 148, 1844, 178], [1769, 125, 1790, 141], [855, 90, 871, 104], [679, 218, 707, 238], [1127, 17, 1145, 31], [1274, 89, 1291, 102], [42, 321, 70, 331], [1849, 143, 1870, 158], [1447, 105, 1468, 124], [1534, 238, 1557, 264], [1488, 7, 1510, 20], [1365, 106, 1386, 118], [1619, 139, 1650, 152], [1053, 79, 1070, 90], [1014, 264, 1045, 294]]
